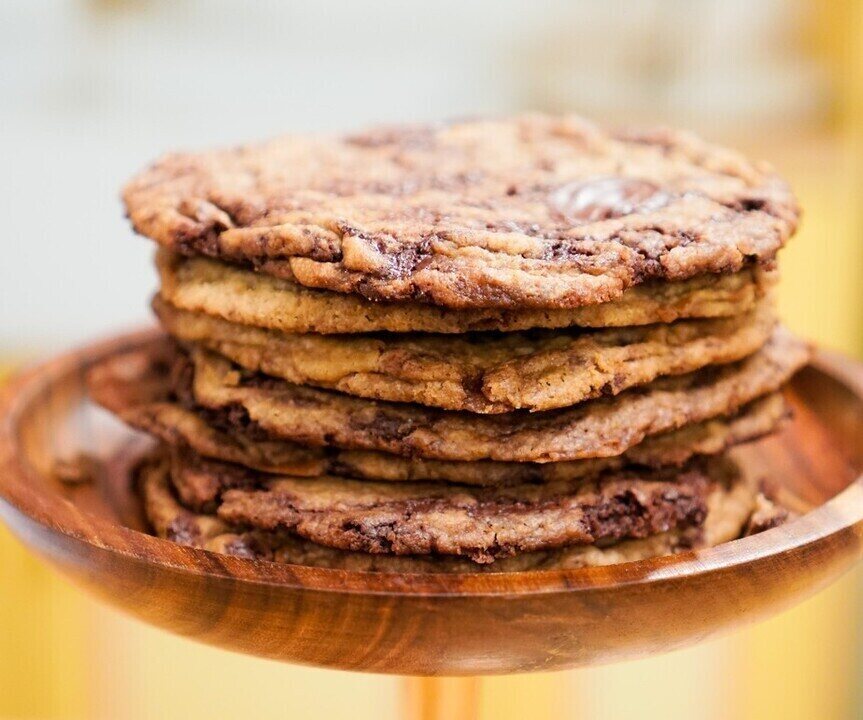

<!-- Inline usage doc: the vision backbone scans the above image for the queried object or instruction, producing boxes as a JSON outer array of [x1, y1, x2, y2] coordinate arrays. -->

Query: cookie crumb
[[744, 481, 794, 536], [52, 453, 101, 486]]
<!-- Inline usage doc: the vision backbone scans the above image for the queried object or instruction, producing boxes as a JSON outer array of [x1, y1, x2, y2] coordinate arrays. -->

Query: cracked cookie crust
[[125, 115, 797, 309]]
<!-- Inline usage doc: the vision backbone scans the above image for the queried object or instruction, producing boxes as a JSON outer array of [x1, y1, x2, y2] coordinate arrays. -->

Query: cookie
[[87, 342, 787, 494], [138, 450, 757, 570], [158, 251, 775, 334], [88, 342, 785, 496], [173, 450, 718, 561], [217, 465, 714, 562], [183, 328, 808, 462], [125, 115, 797, 309], [155, 295, 775, 413]]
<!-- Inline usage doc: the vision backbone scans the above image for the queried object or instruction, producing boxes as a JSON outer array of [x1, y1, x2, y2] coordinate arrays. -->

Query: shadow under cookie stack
[[89, 115, 809, 572]]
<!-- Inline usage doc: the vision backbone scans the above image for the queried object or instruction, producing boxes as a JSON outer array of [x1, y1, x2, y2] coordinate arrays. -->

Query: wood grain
[[0, 328, 861, 676]]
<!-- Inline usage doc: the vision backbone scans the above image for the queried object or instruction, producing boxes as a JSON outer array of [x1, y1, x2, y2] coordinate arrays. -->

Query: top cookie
[[124, 115, 798, 309]]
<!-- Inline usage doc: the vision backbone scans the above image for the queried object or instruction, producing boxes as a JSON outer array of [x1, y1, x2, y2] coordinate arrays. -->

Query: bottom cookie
[[138, 450, 763, 572]]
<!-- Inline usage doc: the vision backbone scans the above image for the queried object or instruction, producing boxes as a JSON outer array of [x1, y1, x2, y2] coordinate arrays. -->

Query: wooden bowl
[[1, 329, 862, 676]]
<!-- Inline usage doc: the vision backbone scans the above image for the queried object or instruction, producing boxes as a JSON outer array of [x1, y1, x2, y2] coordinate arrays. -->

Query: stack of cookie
[[89, 115, 808, 572]]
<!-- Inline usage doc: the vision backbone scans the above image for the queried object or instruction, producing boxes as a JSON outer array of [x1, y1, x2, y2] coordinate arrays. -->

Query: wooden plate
[[1, 329, 862, 676]]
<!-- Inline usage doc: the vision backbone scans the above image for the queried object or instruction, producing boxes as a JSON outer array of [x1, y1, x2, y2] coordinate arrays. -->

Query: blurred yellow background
[[1, 1, 861, 718]]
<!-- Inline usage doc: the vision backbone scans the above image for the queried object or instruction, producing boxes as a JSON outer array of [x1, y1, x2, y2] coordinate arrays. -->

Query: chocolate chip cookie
[[158, 251, 775, 334], [87, 341, 788, 491], [138, 450, 758, 569], [182, 329, 807, 462], [125, 115, 797, 309], [155, 295, 775, 413]]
